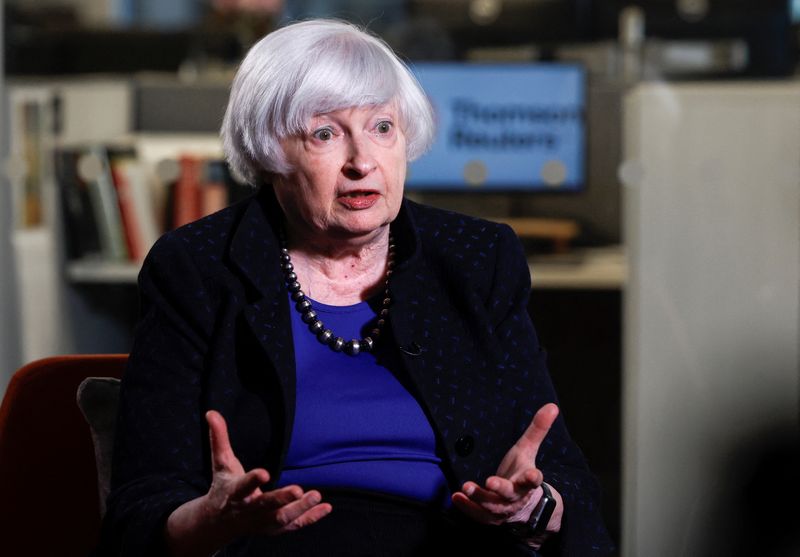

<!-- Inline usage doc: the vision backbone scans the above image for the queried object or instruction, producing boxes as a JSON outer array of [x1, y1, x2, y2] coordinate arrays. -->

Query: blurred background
[[1, 1, 798, 555]]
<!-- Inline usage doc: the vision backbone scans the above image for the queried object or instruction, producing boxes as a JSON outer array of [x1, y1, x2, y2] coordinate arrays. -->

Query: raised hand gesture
[[451, 403, 563, 533], [165, 411, 332, 557]]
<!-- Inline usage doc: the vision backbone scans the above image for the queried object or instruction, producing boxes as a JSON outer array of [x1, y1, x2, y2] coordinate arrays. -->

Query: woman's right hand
[[165, 410, 332, 557]]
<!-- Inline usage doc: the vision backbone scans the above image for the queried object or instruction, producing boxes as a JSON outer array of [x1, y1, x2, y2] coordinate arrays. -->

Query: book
[[109, 154, 159, 261], [172, 155, 203, 228], [55, 148, 102, 260], [200, 159, 228, 217], [124, 161, 161, 259], [161, 157, 252, 231], [83, 145, 128, 261]]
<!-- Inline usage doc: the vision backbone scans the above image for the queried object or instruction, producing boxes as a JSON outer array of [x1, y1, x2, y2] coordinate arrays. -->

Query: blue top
[[277, 293, 450, 506]]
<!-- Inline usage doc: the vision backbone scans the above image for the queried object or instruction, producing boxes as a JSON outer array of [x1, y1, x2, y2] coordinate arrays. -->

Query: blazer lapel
[[228, 190, 297, 461]]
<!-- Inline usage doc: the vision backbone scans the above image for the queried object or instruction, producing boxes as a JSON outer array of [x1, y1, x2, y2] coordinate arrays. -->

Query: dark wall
[[529, 288, 622, 546]]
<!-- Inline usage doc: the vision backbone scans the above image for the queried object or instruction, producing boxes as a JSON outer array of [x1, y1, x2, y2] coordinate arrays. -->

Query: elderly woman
[[100, 19, 614, 557]]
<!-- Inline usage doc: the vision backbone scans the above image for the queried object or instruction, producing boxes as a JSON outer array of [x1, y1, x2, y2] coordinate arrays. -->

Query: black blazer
[[102, 188, 614, 556]]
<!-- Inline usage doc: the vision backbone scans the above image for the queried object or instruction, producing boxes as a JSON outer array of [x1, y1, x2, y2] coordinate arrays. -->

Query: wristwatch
[[506, 482, 557, 538]]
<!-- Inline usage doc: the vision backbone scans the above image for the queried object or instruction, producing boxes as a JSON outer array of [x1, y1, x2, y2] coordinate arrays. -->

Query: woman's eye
[[313, 128, 334, 141], [376, 121, 393, 134]]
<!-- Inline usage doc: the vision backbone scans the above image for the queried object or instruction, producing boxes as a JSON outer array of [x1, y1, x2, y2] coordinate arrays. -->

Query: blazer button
[[455, 435, 474, 457], [399, 341, 423, 356]]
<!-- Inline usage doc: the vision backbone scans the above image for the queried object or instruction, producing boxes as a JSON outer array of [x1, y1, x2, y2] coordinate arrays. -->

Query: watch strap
[[503, 482, 557, 540], [528, 482, 556, 535]]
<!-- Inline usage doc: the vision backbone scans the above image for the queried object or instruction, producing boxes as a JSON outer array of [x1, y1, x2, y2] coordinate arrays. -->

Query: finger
[[485, 475, 536, 502], [465, 479, 533, 505], [279, 502, 333, 533], [451, 492, 503, 525], [461, 482, 507, 505], [511, 468, 543, 493], [272, 490, 325, 530], [252, 485, 305, 509], [460, 482, 527, 517], [517, 403, 559, 454], [207, 410, 238, 472], [228, 468, 271, 502]]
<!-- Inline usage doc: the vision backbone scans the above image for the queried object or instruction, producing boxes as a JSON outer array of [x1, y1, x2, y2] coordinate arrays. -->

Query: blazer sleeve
[[488, 225, 616, 557], [99, 232, 216, 556]]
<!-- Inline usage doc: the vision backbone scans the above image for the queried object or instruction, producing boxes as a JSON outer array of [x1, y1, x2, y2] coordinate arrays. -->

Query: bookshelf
[[4, 78, 134, 367], [3, 79, 247, 365]]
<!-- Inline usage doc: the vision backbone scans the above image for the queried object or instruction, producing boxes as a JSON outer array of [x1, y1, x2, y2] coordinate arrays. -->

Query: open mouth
[[337, 190, 380, 209], [339, 190, 378, 197]]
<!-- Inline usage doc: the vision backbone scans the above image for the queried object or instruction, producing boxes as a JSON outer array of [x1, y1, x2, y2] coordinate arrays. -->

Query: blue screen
[[406, 63, 586, 191]]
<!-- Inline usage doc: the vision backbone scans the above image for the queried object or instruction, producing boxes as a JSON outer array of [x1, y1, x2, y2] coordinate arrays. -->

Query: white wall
[[0, 0, 24, 395], [622, 82, 800, 556]]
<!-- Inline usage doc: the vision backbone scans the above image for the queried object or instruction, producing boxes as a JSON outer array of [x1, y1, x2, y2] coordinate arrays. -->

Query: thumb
[[207, 410, 237, 473], [517, 403, 559, 456]]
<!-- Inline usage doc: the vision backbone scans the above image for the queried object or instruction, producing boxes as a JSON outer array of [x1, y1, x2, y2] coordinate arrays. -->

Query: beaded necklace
[[280, 234, 394, 356]]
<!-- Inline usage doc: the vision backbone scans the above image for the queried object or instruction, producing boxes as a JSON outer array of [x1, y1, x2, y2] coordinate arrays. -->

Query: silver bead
[[309, 320, 324, 333], [288, 281, 301, 292], [296, 299, 312, 311], [286, 271, 297, 282], [380, 308, 389, 318], [345, 340, 361, 356], [317, 329, 333, 343], [331, 337, 344, 351], [362, 337, 374, 352], [282, 262, 294, 272], [291, 290, 306, 302], [382, 297, 391, 307], [301, 310, 317, 323]]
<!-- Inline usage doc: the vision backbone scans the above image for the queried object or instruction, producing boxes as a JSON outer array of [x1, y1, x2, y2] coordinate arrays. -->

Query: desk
[[530, 245, 626, 290]]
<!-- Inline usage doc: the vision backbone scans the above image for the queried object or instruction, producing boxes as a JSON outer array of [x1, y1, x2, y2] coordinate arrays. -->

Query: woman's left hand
[[451, 403, 563, 528]]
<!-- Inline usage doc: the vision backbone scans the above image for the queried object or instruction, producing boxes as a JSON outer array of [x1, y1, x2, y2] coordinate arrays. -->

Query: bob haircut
[[221, 19, 436, 185]]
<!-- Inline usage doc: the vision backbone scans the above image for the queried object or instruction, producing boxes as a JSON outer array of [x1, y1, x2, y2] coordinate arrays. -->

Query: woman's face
[[273, 103, 407, 243]]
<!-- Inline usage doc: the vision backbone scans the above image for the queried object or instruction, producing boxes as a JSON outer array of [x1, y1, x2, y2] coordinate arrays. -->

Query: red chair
[[0, 354, 127, 557]]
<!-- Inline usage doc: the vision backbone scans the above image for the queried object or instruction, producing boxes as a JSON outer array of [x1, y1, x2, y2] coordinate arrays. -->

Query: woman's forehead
[[309, 103, 398, 121]]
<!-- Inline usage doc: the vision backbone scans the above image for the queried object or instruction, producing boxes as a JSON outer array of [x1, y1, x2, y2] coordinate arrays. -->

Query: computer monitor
[[406, 62, 586, 192]]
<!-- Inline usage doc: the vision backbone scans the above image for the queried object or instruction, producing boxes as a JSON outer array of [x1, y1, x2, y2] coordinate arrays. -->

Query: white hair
[[221, 19, 436, 185]]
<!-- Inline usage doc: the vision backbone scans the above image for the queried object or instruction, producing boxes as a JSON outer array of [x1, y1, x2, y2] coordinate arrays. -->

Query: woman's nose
[[343, 137, 377, 178]]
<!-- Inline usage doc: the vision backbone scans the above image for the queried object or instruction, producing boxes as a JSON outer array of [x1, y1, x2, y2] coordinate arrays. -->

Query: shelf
[[66, 260, 141, 284]]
